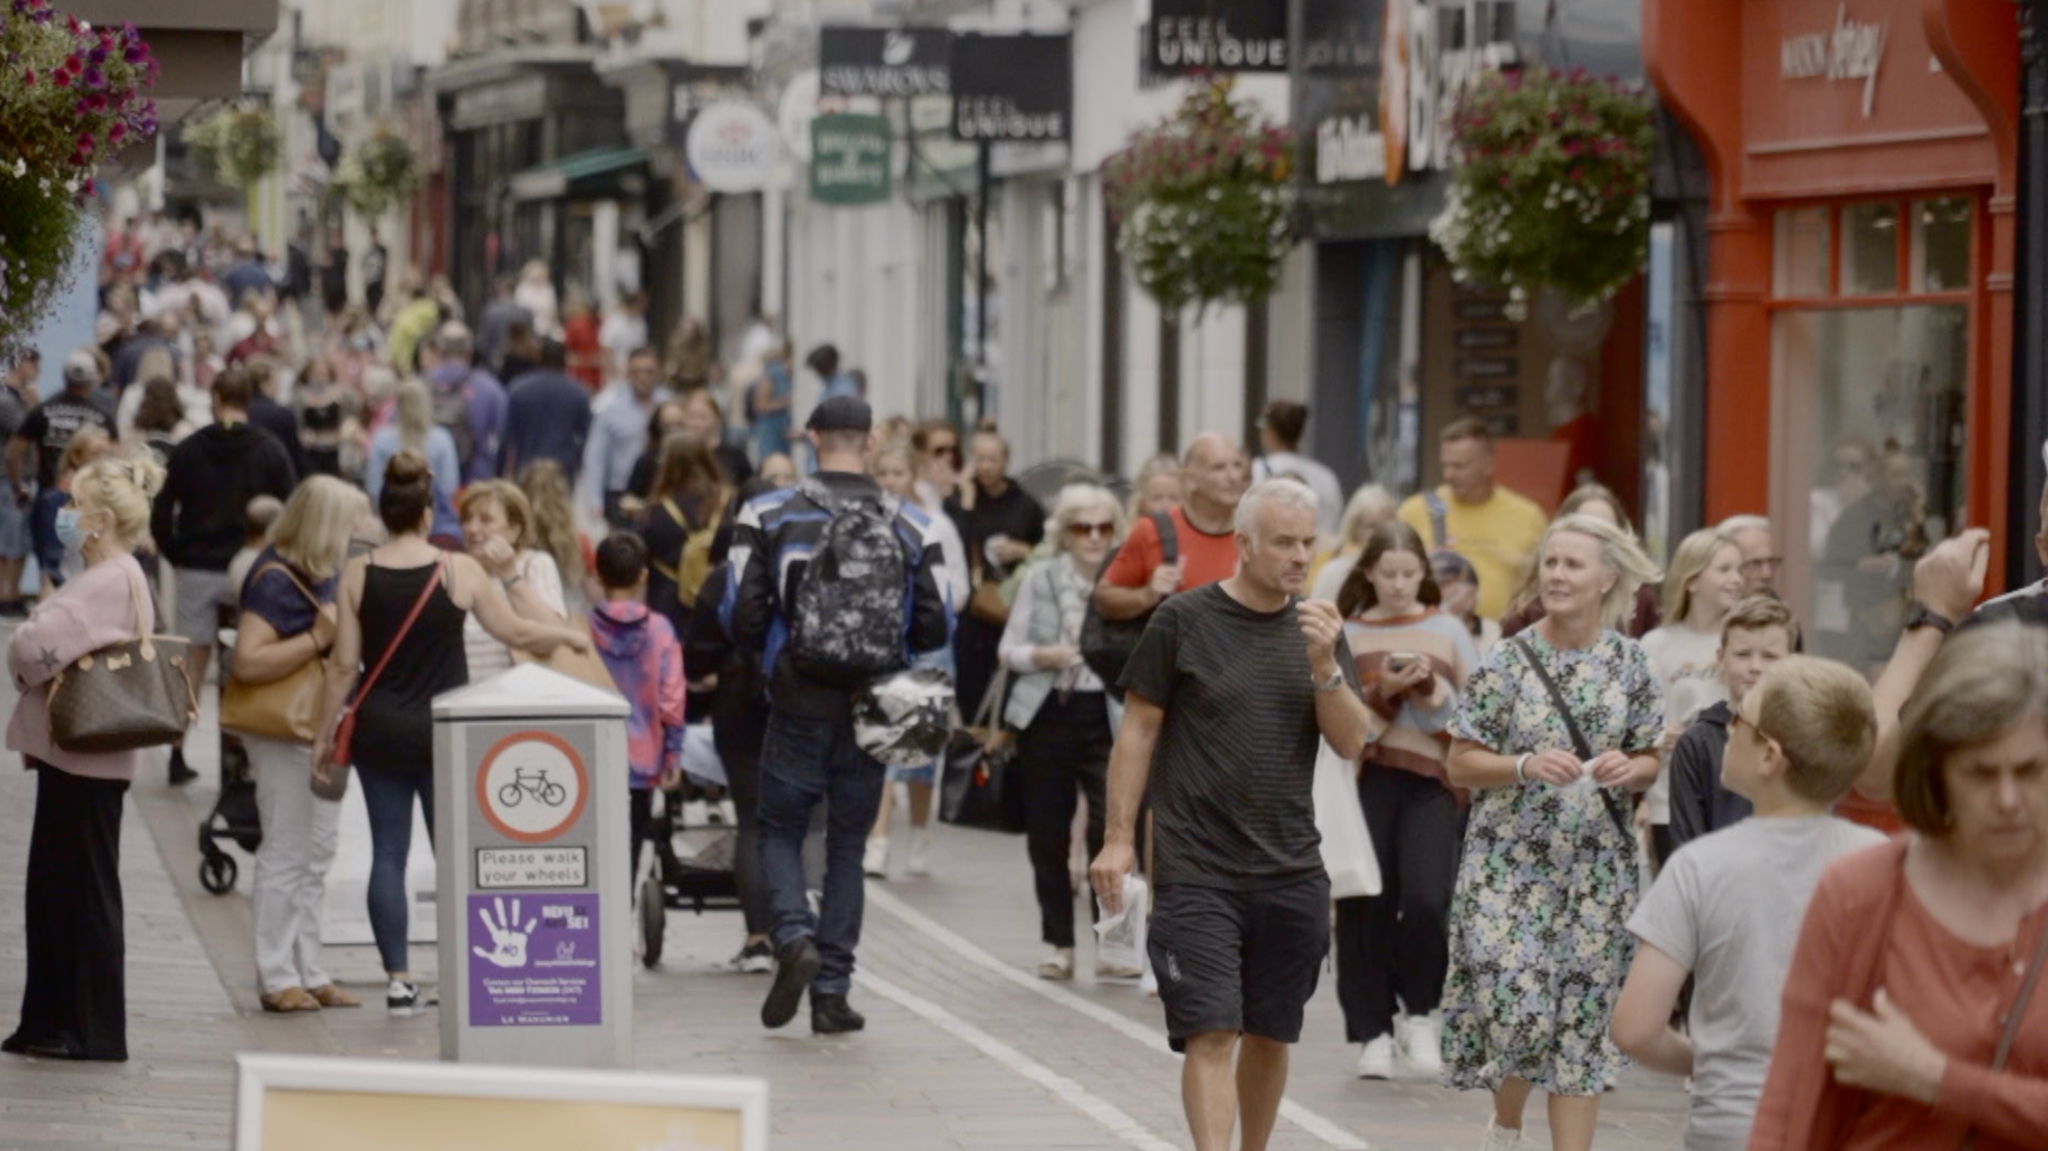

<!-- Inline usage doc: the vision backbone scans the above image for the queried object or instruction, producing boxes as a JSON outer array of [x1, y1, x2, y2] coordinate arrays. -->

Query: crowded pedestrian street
[[4, 1, 2048, 1150]]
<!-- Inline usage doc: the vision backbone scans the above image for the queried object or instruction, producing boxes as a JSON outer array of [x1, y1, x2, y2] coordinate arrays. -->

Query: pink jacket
[[7, 554, 157, 781], [588, 601, 684, 788]]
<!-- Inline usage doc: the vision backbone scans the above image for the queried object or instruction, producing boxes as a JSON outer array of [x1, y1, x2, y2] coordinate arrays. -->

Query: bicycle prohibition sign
[[476, 730, 590, 844]]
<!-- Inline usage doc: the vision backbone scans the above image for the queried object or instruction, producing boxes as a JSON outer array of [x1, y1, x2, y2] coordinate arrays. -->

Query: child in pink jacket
[[588, 531, 686, 879]]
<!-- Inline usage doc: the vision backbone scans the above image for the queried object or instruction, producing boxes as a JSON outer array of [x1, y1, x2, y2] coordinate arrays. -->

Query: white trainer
[[1398, 1012, 1444, 1077], [1479, 1118, 1522, 1151], [1355, 1034, 1395, 1080], [862, 837, 888, 878], [906, 830, 932, 877]]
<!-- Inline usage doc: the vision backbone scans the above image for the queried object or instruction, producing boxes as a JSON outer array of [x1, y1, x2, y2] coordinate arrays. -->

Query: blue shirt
[[427, 361, 509, 483], [583, 387, 670, 496], [237, 546, 336, 638], [366, 426, 464, 544], [500, 369, 593, 484]]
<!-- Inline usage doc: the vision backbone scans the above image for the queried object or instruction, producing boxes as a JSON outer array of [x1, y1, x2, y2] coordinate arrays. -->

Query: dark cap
[[807, 395, 872, 434], [1429, 549, 1477, 586]]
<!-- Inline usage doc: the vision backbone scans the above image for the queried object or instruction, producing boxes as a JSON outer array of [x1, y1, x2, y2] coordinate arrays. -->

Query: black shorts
[[1148, 873, 1330, 1052]]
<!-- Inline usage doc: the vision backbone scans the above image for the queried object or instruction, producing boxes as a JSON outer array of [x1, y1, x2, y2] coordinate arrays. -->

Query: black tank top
[[353, 559, 468, 772]]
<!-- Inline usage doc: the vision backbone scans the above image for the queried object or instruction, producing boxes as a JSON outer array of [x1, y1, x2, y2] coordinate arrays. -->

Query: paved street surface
[[0, 649, 1689, 1150]]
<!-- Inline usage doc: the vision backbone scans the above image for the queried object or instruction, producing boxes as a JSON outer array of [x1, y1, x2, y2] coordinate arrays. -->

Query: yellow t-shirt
[[1397, 485, 1549, 620]]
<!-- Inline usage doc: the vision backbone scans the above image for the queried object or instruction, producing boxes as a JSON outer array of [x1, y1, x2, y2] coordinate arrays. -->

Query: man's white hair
[[1234, 477, 1320, 542], [1718, 513, 1773, 537]]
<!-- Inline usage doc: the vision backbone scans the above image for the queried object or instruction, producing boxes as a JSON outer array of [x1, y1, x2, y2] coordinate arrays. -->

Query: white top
[[462, 549, 567, 683], [1311, 551, 1358, 603], [598, 312, 648, 372], [1637, 622, 1727, 824], [1254, 450, 1346, 538], [1628, 816, 1885, 1151], [920, 506, 970, 612]]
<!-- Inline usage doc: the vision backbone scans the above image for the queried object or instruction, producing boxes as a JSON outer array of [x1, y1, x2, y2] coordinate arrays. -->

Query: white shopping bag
[[678, 723, 727, 787], [1313, 739, 1382, 898], [1093, 873, 1150, 973]]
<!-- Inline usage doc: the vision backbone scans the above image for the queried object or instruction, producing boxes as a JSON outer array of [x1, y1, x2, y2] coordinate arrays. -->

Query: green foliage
[[333, 130, 420, 219], [0, 171, 85, 358], [1428, 66, 1656, 308], [1104, 77, 1297, 314], [183, 104, 282, 187]]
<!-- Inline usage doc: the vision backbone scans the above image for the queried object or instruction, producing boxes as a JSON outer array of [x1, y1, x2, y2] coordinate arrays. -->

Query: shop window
[[1840, 202, 1901, 296], [1773, 208, 1829, 297], [1773, 305, 1967, 675], [1911, 197, 1973, 293]]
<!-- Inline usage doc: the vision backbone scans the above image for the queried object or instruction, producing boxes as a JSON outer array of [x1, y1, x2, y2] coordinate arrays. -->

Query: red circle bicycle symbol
[[476, 730, 590, 844]]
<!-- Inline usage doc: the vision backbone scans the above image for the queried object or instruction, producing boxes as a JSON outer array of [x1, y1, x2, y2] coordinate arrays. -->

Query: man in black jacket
[[152, 365, 296, 784], [724, 396, 950, 1036], [943, 428, 1044, 718]]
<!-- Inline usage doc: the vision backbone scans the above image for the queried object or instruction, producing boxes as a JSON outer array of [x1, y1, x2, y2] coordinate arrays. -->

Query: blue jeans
[[757, 707, 886, 996], [29, 488, 68, 589], [357, 766, 436, 975]]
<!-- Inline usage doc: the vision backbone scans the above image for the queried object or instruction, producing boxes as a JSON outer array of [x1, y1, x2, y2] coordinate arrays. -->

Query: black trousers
[[1017, 692, 1112, 948], [720, 729, 774, 938], [1334, 766, 1464, 1043], [953, 617, 1005, 726], [5, 762, 128, 1060]]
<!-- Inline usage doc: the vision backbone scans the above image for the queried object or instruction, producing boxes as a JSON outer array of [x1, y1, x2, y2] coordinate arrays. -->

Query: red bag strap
[[354, 559, 444, 702]]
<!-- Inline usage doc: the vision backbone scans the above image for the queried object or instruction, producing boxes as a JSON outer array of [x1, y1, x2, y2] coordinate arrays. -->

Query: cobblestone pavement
[[0, 657, 1690, 1150]]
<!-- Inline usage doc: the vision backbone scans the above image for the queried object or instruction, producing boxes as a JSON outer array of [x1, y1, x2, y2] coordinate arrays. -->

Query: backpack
[[432, 374, 476, 467], [786, 480, 913, 686], [1079, 511, 1178, 699], [653, 494, 726, 609]]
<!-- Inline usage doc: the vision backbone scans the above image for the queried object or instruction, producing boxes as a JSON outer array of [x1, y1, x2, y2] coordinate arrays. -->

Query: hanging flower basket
[[183, 104, 282, 187], [333, 129, 420, 219], [1427, 66, 1655, 310], [0, 0, 159, 357], [1104, 76, 1297, 315]]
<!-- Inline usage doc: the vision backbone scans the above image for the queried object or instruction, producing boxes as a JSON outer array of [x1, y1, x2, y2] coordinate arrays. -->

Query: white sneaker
[[1355, 1034, 1395, 1080], [1036, 948, 1075, 981], [1398, 1013, 1444, 1077], [1479, 1119, 1522, 1151], [862, 837, 888, 878], [906, 830, 932, 877]]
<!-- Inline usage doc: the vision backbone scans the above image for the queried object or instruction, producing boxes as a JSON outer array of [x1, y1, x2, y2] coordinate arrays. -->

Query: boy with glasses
[[1612, 657, 1885, 1151]]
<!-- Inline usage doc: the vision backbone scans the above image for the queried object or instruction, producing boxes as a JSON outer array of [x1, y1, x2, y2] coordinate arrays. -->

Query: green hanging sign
[[810, 114, 892, 205]]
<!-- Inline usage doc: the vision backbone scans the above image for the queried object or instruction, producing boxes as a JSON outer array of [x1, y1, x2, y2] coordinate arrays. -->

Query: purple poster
[[467, 893, 602, 1027]]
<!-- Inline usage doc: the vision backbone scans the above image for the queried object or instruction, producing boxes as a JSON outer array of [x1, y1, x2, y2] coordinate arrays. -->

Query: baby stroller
[[199, 601, 261, 894], [636, 728, 742, 968]]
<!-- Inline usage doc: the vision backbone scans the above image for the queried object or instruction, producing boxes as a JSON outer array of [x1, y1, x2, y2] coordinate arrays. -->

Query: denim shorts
[[0, 492, 28, 559]]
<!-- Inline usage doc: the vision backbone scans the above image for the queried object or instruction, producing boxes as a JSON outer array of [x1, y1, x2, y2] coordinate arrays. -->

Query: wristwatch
[[1904, 601, 1955, 635], [1312, 668, 1346, 693]]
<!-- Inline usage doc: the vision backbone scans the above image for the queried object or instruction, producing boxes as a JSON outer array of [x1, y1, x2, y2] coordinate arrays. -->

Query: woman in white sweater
[[457, 480, 568, 681]]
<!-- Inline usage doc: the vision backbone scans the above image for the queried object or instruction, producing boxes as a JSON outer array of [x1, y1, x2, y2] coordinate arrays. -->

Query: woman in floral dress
[[1443, 514, 1667, 1151]]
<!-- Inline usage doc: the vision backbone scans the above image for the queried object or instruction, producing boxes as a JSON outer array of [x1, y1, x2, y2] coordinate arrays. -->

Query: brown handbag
[[220, 564, 328, 743], [47, 569, 198, 754]]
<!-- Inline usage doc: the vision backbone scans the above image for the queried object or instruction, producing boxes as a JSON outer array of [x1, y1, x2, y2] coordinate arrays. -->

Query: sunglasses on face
[[931, 443, 960, 461], [1066, 522, 1115, 539]]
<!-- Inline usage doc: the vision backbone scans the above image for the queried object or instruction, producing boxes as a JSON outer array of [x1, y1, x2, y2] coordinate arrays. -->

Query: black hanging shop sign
[[949, 33, 1072, 143], [1150, 0, 1289, 75], [819, 25, 953, 97]]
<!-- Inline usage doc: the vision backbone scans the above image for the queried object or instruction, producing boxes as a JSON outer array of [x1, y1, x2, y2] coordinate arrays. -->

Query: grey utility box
[[432, 664, 631, 1068]]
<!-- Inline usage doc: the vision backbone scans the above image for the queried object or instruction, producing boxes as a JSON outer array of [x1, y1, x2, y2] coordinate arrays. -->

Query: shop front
[[1294, 0, 1660, 513], [1646, 0, 2018, 666]]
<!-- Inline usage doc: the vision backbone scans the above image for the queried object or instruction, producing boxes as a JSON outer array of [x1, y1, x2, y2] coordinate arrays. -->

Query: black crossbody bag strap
[[1959, 911, 2048, 1150], [1511, 637, 1635, 844]]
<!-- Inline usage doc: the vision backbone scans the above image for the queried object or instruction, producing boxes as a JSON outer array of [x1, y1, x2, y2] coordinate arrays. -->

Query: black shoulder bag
[[1510, 636, 1635, 844]]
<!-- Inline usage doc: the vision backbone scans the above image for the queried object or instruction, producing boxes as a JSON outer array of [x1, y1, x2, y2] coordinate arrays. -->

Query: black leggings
[[1334, 766, 1464, 1043], [6, 762, 128, 1060], [1017, 692, 1112, 949]]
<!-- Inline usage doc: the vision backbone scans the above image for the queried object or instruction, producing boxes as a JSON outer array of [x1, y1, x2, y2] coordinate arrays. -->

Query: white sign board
[[687, 102, 781, 193]]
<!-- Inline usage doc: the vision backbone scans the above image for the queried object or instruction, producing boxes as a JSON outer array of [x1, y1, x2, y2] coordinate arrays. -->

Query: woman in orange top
[[1748, 622, 2048, 1151]]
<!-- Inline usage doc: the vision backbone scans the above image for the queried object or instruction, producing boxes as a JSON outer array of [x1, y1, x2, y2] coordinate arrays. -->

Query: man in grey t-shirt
[[1092, 480, 1371, 1151], [1614, 656, 1885, 1151]]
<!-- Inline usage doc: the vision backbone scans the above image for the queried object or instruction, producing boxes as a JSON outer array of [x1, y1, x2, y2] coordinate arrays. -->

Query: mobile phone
[[1386, 652, 1422, 674]]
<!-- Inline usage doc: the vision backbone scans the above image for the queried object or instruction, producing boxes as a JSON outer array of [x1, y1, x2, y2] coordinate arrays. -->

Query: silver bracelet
[[1514, 753, 1533, 786]]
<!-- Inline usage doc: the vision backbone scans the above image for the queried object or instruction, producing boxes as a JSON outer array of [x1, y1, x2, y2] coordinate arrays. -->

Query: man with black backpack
[[1094, 432, 1249, 651], [724, 395, 951, 1036]]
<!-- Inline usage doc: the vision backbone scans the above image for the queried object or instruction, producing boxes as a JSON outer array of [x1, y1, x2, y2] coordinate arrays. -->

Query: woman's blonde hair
[[1047, 483, 1126, 555], [457, 480, 536, 552], [1126, 453, 1184, 521], [1539, 513, 1663, 630], [58, 426, 114, 478], [1337, 483, 1397, 548], [271, 476, 370, 581], [1894, 623, 2048, 837], [72, 451, 165, 549], [1661, 528, 1739, 624], [394, 378, 433, 453], [516, 460, 584, 583]]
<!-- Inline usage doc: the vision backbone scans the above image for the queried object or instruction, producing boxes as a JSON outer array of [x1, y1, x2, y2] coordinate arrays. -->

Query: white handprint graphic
[[473, 896, 536, 969]]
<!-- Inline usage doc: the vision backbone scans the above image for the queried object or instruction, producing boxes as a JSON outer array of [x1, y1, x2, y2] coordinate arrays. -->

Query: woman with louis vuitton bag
[[4, 454, 166, 1062], [224, 476, 369, 1015]]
